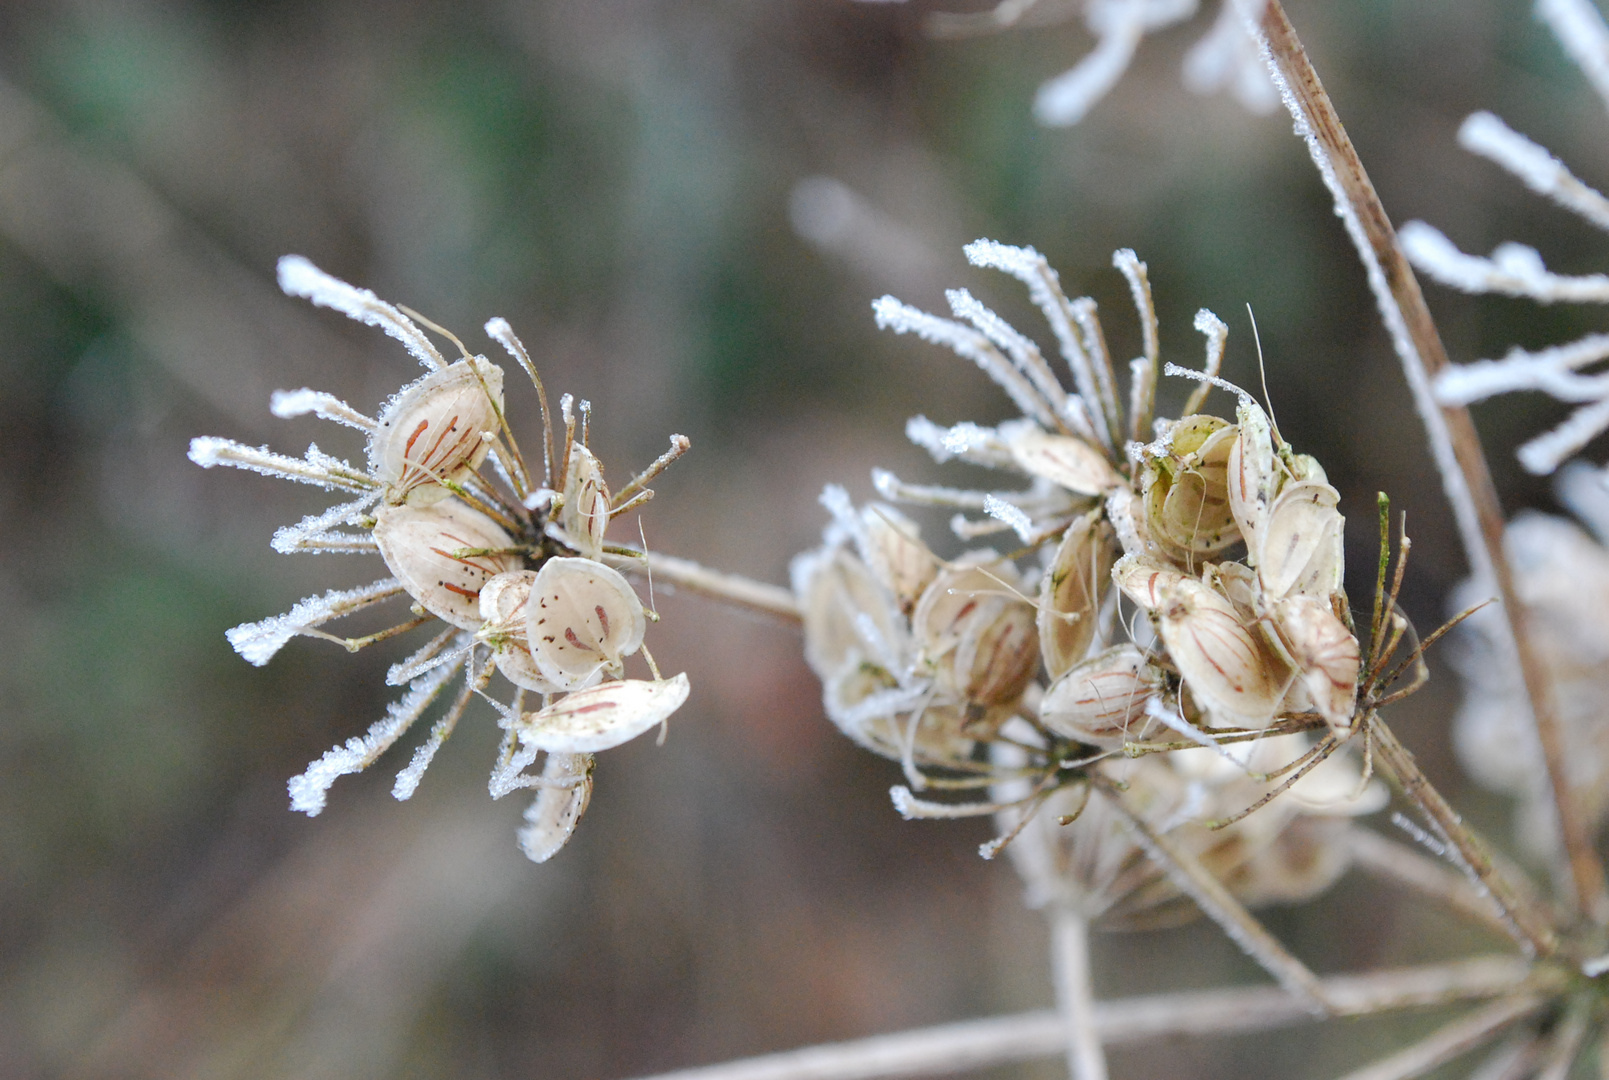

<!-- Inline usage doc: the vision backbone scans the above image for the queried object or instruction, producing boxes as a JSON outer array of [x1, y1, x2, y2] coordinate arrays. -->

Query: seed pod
[[1227, 399, 1277, 559], [519, 673, 691, 753], [1039, 510, 1117, 678], [1006, 426, 1122, 496], [913, 559, 1038, 705], [372, 357, 504, 506], [1201, 560, 1259, 622], [1040, 645, 1164, 747], [860, 503, 939, 616], [1258, 480, 1344, 603], [1159, 578, 1286, 726], [797, 547, 906, 679], [1272, 595, 1359, 735], [373, 501, 522, 629], [843, 696, 978, 766], [476, 571, 558, 693], [561, 443, 611, 558], [1143, 416, 1240, 557], [1112, 553, 1188, 612], [517, 752, 594, 863], [526, 557, 647, 690]]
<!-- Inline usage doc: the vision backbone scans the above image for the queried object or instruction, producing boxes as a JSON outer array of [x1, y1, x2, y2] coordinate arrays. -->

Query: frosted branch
[[188, 437, 377, 493], [1537, 0, 1609, 116], [269, 388, 377, 432], [1459, 111, 1609, 232], [225, 577, 404, 666], [904, 416, 1016, 469], [277, 255, 445, 370], [946, 288, 1082, 437], [393, 652, 489, 800], [1433, 335, 1609, 406], [270, 491, 381, 554], [1034, 2, 1150, 127], [1182, 309, 1229, 416], [1518, 395, 1609, 475], [1400, 223, 1609, 304]]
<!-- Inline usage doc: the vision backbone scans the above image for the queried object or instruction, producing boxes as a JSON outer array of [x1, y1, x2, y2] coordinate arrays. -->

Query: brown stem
[[1367, 716, 1560, 958], [1253, 0, 1609, 925]]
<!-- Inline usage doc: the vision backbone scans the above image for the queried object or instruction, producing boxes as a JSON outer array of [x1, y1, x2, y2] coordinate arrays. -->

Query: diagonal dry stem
[[1331, 994, 1548, 1080], [1249, 0, 1609, 925]]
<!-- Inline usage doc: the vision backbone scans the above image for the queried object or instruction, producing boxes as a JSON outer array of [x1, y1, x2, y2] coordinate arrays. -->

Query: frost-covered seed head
[[1271, 595, 1360, 735], [372, 501, 522, 630]]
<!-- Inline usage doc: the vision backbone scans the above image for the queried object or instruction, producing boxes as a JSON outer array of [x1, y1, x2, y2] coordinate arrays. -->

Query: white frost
[[226, 577, 404, 666], [277, 255, 445, 371]]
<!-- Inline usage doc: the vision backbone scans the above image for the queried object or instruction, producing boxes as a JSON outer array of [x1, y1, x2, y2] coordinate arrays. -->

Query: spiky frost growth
[[795, 242, 1388, 941], [192, 257, 694, 862], [1403, 0, 1609, 478]]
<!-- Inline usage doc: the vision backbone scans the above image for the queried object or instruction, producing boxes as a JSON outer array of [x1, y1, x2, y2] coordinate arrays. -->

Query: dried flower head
[[190, 257, 692, 862]]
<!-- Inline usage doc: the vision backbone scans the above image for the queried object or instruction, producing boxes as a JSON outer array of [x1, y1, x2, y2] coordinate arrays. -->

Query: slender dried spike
[[393, 653, 496, 800], [1069, 297, 1122, 443], [437, 477, 523, 536], [1114, 250, 1159, 441], [602, 548, 800, 622], [1367, 715, 1559, 956], [1206, 737, 1341, 831], [1094, 777, 1333, 1014], [485, 317, 555, 489], [1330, 994, 1546, 1080], [580, 398, 591, 447], [557, 394, 577, 499], [1375, 601, 1491, 699], [1182, 309, 1229, 417], [610, 490, 654, 519], [614, 434, 692, 508], [299, 614, 434, 654], [1367, 612, 1411, 695], [1347, 828, 1519, 939]]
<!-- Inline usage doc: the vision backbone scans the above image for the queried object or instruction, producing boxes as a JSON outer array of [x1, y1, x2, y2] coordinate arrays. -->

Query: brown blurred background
[[0, 1, 1604, 1077]]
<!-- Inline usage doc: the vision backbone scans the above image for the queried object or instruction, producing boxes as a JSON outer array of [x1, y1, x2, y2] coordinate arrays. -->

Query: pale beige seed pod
[[526, 556, 647, 690], [1039, 644, 1165, 747], [1104, 486, 1155, 559], [1201, 560, 1260, 622], [372, 357, 504, 506], [519, 673, 691, 753], [843, 696, 981, 766], [560, 443, 611, 558], [1143, 416, 1240, 557], [1112, 552, 1189, 612], [1258, 480, 1345, 603], [518, 752, 594, 864], [1227, 398, 1277, 559], [1271, 595, 1359, 735], [1006, 426, 1123, 496], [860, 503, 939, 616], [372, 501, 523, 629], [913, 559, 1038, 705], [1038, 509, 1117, 678], [475, 571, 558, 693], [797, 546, 905, 680], [1159, 578, 1287, 726]]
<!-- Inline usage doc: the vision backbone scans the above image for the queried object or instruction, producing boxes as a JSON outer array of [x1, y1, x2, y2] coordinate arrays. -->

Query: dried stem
[[1094, 781, 1331, 1014], [1346, 828, 1518, 940], [622, 957, 1539, 1080], [1367, 716, 1560, 957], [1333, 995, 1547, 1080], [1247, 0, 1609, 923], [1049, 907, 1107, 1080], [602, 549, 801, 622]]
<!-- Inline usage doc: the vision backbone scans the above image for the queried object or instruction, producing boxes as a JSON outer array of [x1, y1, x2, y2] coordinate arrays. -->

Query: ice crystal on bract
[[190, 256, 692, 862], [1403, 0, 1609, 480], [793, 240, 1385, 925]]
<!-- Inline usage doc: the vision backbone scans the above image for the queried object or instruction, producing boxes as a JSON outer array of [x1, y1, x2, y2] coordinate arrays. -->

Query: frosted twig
[[187, 437, 377, 493], [946, 288, 1080, 438], [624, 956, 1537, 1080], [1247, 0, 1609, 924], [1182, 310, 1228, 416], [982, 494, 1037, 543], [393, 652, 493, 800], [1034, 1, 1150, 127], [484, 316, 555, 488], [1095, 780, 1332, 1014], [904, 416, 1016, 469], [269, 388, 377, 432], [873, 296, 1060, 429], [1518, 396, 1609, 475], [1459, 111, 1609, 232], [602, 548, 801, 622], [964, 240, 1117, 449], [277, 255, 445, 370], [387, 626, 465, 686], [1434, 335, 1609, 406], [287, 655, 465, 815], [270, 491, 382, 554], [1113, 250, 1158, 442], [1331, 994, 1546, 1080], [1050, 907, 1108, 1080], [1400, 224, 1609, 303], [1067, 299, 1122, 441], [614, 434, 693, 508], [224, 577, 405, 666], [1346, 828, 1518, 939], [1537, 0, 1609, 116]]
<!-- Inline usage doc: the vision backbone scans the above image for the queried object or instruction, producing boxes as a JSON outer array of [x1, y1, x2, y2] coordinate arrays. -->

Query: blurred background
[[0, 1, 1605, 1077]]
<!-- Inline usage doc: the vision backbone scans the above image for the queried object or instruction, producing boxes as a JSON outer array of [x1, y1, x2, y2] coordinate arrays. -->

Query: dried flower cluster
[[190, 257, 691, 862], [793, 239, 1386, 924]]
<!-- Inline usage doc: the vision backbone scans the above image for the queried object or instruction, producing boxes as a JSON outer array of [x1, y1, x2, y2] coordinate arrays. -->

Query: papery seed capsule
[[1007, 427, 1123, 496], [1228, 399, 1277, 559], [1258, 480, 1344, 603], [860, 503, 939, 616], [372, 357, 504, 506], [954, 595, 1040, 706], [518, 752, 594, 863], [373, 501, 522, 629], [519, 673, 691, 752], [1272, 595, 1359, 734], [526, 557, 647, 690], [1201, 560, 1259, 622], [1144, 417, 1240, 557], [1159, 578, 1286, 726], [798, 547, 906, 678], [1040, 645, 1164, 747], [1039, 509, 1117, 679], [851, 698, 978, 766], [1104, 487, 1154, 559], [561, 443, 611, 558], [476, 571, 558, 693], [1112, 553, 1189, 612]]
